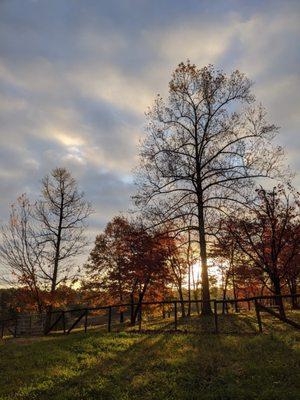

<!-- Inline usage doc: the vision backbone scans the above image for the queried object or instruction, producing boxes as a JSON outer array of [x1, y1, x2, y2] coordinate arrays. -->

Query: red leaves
[[85, 217, 172, 303]]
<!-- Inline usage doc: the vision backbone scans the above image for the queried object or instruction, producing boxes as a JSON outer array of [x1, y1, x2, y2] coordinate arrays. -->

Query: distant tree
[[163, 235, 188, 317], [134, 61, 284, 314], [0, 168, 92, 319], [35, 168, 92, 327], [211, 219, 245, 313]]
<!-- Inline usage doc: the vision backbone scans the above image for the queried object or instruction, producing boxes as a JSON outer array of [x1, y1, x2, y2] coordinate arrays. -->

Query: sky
[[0, 0, 300, 254]]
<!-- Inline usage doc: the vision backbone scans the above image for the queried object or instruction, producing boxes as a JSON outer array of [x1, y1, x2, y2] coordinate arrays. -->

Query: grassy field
[[1, 315, 300, 400]]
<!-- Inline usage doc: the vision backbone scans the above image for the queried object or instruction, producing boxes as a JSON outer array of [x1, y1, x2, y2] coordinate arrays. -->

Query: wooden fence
[[1, 293, 299, 339]]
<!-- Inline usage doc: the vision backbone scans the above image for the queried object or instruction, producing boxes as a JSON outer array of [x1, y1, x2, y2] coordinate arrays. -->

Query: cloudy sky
[[0, 0, 299, 249]]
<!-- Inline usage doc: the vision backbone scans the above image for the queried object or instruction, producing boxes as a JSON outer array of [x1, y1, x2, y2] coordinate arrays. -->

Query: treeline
[[0, 62, 299, 320]]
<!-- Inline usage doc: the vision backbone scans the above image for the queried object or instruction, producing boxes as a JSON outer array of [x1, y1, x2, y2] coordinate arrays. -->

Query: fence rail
[[1, 293, 300, 338]]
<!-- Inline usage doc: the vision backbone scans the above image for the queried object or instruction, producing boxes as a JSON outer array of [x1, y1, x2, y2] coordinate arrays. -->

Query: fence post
[[214, 301, 219, 334], [62, 312, 66, 334], [130, 294, 134, 325], [174, 301, 178, 330], [1, 321, 4, 339], [14, 317, 18, 338], [108, 306, 112, 333], [84, 309, 88, 333], [138, 303, 142, 331], [225, 299, 229, 314], [254, 299, 262, 333]]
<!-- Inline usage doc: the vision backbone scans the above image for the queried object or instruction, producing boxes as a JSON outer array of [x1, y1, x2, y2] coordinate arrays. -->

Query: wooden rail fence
[[1, 293, 299, 338]]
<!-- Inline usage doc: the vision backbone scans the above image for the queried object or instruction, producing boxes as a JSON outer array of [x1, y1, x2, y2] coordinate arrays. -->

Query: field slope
[[1, 325, 300, 400]]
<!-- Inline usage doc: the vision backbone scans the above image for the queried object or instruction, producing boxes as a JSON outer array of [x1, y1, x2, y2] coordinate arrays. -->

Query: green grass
[[0, 316, 300, 400]]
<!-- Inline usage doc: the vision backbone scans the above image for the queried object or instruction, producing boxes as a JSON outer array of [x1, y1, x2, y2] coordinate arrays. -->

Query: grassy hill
[[1, 313, 300, 400]]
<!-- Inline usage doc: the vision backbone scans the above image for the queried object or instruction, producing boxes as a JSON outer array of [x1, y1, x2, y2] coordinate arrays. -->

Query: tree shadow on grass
[[217, 313, 258, 335], [6, 328, 300, 400]]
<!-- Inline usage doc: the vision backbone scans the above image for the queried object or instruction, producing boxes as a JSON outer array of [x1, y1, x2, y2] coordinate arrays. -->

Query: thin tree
[[134, 62, 284, 314], [35, 168, 92, 320], [212, 221, 242, 313], [0, 168, 92, 320], [164, 236, 187, 317]]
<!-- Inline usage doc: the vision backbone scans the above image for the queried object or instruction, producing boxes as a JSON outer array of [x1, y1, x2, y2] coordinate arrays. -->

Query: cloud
[[68, 64, 155, 114], [0, 0, 299, 263], [146, 15, 237, 67], [144, 4, 300, 180]]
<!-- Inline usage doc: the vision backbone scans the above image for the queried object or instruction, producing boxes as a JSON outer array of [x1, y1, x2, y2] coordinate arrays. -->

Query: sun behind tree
[[134, 61, 285, 315]]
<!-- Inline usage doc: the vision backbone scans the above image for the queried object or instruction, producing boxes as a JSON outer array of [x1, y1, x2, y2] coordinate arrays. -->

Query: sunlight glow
[[53, 129, 85, 147], [191, 259, 225, 286]]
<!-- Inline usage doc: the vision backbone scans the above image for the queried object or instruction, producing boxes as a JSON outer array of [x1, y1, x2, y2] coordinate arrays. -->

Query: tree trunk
[[273, 277, 286, 320], [198, 215, 212, 315], [187, 261, 191, 316], [187, 229, 192, 316], [232, 269, 239, 313], [45, 192, 64, 334], [119, 297, 124, 324], [178, 287, 186, 318], [132, 293, 143, 325], [130, 292, 135, 325], [222, 272, 229, 314], [195, 131, 212, 315], [288, 278, 299, 309], [192, 266, 200, 315], [291, 293, 299, 309], [162, 283, 166, 318], [44, 305, 52, 334], [132, 280, 150, 324]]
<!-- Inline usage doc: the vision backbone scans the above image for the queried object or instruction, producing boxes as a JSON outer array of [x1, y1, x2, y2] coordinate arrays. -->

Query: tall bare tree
[[35, 168, 92, 312], [134, 62, 284, 314], [0, 168, 92, 316]]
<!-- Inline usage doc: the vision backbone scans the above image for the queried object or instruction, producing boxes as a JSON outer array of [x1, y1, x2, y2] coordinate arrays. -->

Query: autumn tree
[[227, 186, 300, 318], [84, 216, 132, 322], [85, 216, 172, 324], [286, 247, 300, 308], [129, 226, 172, 323], [134, 61, 284, 314]]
